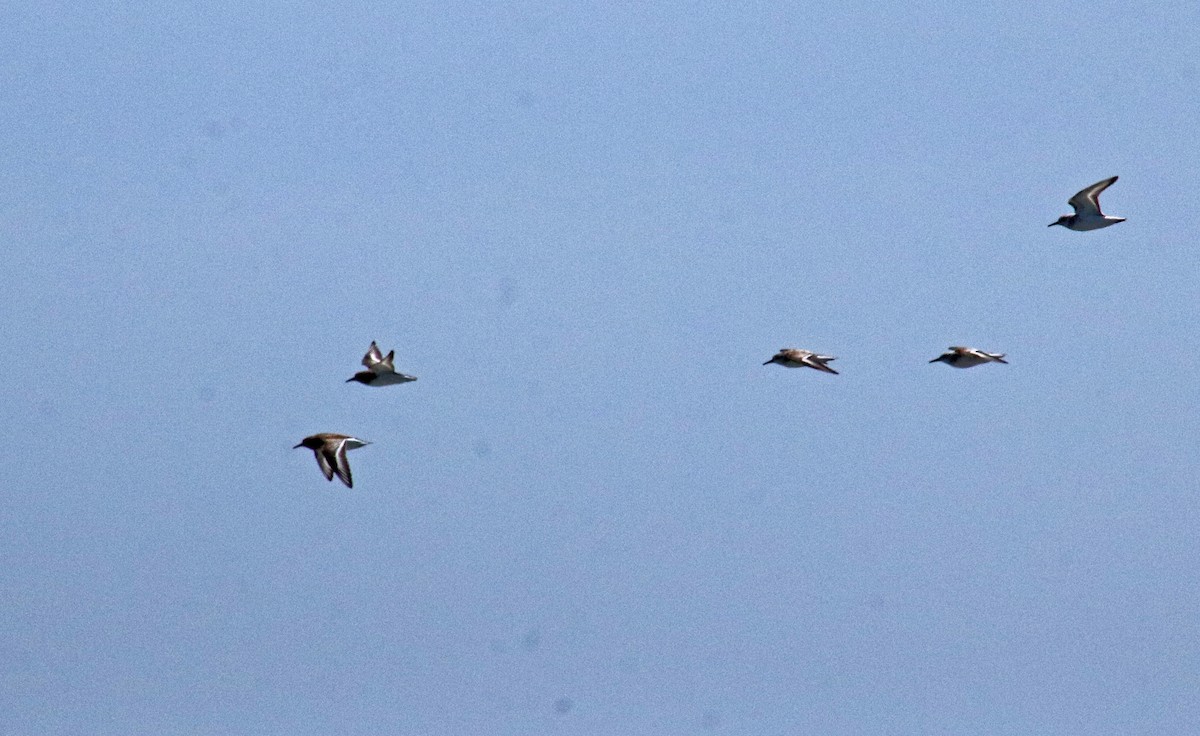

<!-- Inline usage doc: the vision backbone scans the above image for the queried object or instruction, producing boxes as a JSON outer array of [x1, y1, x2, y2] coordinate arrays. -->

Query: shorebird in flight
[[293, 433, 371, 488], [929, 346, 1008, 369], [346, 341, 417, 386], [1049, 176, 1125, 231], [763, 348, 839, 374]]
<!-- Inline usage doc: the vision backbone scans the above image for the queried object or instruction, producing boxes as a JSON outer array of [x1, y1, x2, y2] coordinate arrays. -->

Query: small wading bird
[[929, 346, 1007, 369], [763, 348, 839, 374], [346, 341, 417, 386], [1049, 176, 1125, 231], [293, 433, 371, 488]]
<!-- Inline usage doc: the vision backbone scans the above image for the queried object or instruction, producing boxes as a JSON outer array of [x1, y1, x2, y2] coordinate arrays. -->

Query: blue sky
[[4, 2, 1200, 733]]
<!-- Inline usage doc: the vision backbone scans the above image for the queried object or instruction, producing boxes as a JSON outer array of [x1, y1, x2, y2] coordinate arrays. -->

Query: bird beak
[[292, 443, 304, 449], [928, 357, 941, 363], [345, 376, 355, 382], [1048, 221, 1058, 227], [763, 360, 773, 365]]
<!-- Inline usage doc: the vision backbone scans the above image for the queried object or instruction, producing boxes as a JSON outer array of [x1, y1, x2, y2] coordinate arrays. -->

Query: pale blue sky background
[[4, 2, 1200, 733]]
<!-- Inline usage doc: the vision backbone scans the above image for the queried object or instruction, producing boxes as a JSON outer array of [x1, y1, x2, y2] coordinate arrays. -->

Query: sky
[[3, 1, 1200, 733]]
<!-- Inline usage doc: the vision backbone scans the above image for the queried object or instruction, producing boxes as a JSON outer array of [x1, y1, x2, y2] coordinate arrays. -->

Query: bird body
[[763, 348, 839, 374], [293, 433, 371, 488], [1050, 176, 1125, 231], [349, 370, 417, 386], [929, 346, 1007, 368], [347, 341, 417, 386]]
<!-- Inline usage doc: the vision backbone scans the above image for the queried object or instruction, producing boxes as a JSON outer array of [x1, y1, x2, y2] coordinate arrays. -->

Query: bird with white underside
[[346, 341, 417, 387], [929, 346, 1008, 369], [763, 348, 839, 374], [1049, 176, 1125, 231]]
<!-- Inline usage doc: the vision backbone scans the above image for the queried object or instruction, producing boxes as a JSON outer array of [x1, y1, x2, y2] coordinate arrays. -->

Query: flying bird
[[1049, 176, 1125, 231], [763, 348, 839, 374], [346, 341, 417, 386], [293, 433, 371, 488], [929, 346, 1008, 368]]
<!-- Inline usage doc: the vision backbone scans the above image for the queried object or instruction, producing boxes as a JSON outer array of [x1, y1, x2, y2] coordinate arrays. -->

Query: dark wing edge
[[315, 449, 336, 482], [332, 440, 353, 488]]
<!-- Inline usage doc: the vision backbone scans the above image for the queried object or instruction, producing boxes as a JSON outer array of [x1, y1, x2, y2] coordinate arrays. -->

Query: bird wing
[[802, 355, 839, 374], [1068, 176, 1117, 217], [331, 439, 354, 488], [964, 348, 1008, 363], [960, 347, 992, 360], [380, 350, 396, 373], [314, 448, 336, 482], [808, 358, 839, 374], [362, 341, 384, 369]]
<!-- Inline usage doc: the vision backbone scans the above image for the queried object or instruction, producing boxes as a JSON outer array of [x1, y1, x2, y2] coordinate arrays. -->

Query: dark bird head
[[346, 372, 374, 385], [1049, 215, 1071, 228], [763, 350, 788, 366], [929, 354, 948, 364], [293, 436, 322, 450]]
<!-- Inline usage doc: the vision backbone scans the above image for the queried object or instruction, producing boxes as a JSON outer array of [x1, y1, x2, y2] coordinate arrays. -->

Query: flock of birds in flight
[[294, 176, 1126, 488]]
